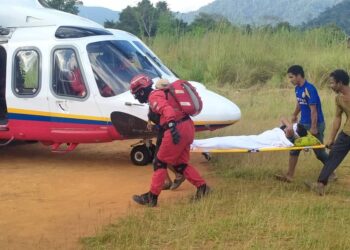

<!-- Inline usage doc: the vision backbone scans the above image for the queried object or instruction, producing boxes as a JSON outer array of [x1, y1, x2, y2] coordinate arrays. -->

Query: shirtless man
[[305, 69, 350, 195]]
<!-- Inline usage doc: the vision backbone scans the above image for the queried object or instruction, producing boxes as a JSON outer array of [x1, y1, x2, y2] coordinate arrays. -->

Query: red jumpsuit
[[70, 68, 86, 97], [148, 90, 206, 195]]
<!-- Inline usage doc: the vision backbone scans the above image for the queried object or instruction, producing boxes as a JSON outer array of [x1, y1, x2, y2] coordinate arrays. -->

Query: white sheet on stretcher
[[191, 128, 294, 151]]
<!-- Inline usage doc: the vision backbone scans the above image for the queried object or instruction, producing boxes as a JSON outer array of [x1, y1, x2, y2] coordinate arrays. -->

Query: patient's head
[[280, 123, 307, 138], [295, 124, 307, 137]]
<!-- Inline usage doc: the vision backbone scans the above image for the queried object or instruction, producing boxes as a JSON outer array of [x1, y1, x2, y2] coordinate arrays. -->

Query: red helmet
[[130, 74, 153, 94]]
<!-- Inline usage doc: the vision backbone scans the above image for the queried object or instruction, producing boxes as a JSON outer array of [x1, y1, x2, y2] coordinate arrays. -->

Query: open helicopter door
[[47, 47, 107, 144], [110, 111, 157, 139]]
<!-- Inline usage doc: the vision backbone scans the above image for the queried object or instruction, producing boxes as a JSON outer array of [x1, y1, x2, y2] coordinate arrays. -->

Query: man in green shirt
[[306, 69, 350, 195]]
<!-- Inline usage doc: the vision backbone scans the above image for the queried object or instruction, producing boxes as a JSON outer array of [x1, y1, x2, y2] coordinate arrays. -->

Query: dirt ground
[[0, 141, 212, 250]]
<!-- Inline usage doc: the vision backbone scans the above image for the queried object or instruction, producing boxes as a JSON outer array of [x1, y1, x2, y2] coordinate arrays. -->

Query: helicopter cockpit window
[[52, 49, 87, 98], [14, 50, 40, 95], [87, 40, 160, 97], [132, 41, 174, 77]]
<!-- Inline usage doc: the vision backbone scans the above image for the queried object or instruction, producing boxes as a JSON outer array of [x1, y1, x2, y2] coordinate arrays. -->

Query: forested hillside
[[305, 0, 350, 34], [78, 6, 119, 25], [181, 0, 343, 25]]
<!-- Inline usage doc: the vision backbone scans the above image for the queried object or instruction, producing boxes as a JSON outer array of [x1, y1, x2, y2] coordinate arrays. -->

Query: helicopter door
[[0, 46, 7, 125], [48, 48, 104, 140]]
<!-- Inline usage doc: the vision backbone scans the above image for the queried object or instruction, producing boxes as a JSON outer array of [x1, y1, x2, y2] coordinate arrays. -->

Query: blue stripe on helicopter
[[8, 113, 107, 125], [8, 113, 232, 129]]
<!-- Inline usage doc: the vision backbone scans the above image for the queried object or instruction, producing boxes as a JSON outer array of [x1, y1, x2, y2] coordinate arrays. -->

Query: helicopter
[[0, 0, 241, 165]]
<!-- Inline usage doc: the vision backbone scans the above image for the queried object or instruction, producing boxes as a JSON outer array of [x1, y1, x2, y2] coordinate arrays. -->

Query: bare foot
[[274, 173, 293, 183]]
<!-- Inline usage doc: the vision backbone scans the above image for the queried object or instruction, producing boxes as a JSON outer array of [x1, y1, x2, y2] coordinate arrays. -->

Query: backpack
[[165, 80, 203, 117]]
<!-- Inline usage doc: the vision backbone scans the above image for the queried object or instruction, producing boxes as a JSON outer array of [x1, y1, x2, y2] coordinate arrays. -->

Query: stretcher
[[190, 127, 325, 154], [191, 145, 325, 153]]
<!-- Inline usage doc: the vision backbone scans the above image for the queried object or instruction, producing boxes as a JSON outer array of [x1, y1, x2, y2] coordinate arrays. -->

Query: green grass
[[82, 88, 350, 250], [150, 27, 350, 88]]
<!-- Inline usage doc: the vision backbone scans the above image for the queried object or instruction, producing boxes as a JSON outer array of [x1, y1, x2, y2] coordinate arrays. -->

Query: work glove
[[168, 121, 180, 145]]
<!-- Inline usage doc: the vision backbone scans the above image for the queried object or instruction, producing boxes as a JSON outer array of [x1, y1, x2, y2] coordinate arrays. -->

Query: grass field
[[82, 87, 350, 250], [151, 27, 350, 88], [82, 28, 350, 249]]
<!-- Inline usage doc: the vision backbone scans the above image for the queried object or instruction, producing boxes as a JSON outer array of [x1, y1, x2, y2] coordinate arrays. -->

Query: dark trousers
[[318, 131, 350, 185]]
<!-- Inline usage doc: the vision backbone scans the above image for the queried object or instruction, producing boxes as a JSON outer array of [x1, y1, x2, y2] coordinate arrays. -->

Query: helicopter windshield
[[132, 40, 175, 77], [87, 40, 160, 97]]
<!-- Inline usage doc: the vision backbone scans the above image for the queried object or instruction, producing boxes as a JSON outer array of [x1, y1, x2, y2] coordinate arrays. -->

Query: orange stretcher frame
[[191, 145, 325, 153]]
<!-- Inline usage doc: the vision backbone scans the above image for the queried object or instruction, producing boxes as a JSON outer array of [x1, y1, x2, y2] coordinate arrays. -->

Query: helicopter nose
[[193, 88, 241, 127]]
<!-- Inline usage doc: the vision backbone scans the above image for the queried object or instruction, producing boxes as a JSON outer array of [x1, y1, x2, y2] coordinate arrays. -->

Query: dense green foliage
[[43, 0, 81, 14], [104, 0, 232, 38], [104, 0, 186, 38]]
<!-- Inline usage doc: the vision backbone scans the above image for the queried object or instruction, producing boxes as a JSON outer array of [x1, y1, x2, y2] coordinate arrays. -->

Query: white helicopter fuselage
[[0, 0, 241, 152]]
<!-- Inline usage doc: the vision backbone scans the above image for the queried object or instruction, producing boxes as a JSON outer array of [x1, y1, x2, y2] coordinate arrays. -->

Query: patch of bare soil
[[0, 141, 212, 250]]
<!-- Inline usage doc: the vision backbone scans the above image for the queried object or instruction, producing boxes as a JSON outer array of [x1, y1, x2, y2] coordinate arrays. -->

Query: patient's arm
[[280, 116, 292, 127], [280, 116, 294, 138]]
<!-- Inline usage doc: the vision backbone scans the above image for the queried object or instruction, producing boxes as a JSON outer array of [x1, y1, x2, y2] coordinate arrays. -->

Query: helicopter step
[[0, 136, 14, 146], [0, 120, 8, 131]]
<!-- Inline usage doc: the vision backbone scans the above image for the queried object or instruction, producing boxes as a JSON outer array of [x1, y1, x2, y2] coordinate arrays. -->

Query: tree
[[43, 0, 81, 15], [157, 12, 174, 34], [108, 0, 187, 37], [155, 2, 187, 35], [108, 1, 158, 37], [156, 1, 169, 12], [104, 20, 118, 29], [115, 6, 140, 34], [134, 0, 158, 38], [189, 13, 231, 34]]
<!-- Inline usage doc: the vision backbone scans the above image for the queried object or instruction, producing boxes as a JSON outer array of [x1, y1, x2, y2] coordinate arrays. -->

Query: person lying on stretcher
[[279, 116, 322, 147], [191, 117, 321, 151], [280, 116, 307, 143]]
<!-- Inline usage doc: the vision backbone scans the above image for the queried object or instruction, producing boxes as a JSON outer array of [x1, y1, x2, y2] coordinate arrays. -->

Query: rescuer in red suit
[[70, 68, 86, 97], [130, 74, 211, 207]]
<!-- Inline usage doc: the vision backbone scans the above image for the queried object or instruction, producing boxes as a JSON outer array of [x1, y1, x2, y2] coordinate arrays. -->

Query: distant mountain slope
[[306, 0, 350, 34], [180, 0, 343, 25], [78, 6, 119, 25]]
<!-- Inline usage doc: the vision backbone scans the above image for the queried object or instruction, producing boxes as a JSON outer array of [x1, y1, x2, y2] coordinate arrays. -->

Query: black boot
[[132, 192, 158, 207], [162, 181, 173, 190], [170, 175, 185, 190], [194, 184, 211, 201], [202, 152, 211, 161]]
